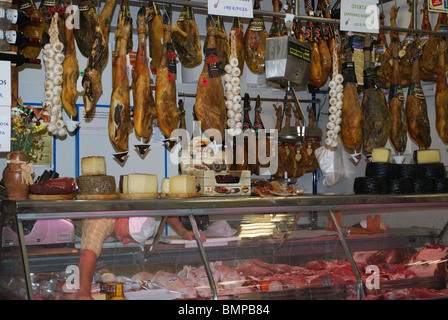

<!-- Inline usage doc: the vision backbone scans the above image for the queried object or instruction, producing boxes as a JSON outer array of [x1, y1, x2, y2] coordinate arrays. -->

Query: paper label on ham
[[166, 42, 177, 74], [408, 83, 425, 100], [389, 84, 405, 101], [204, 47, 221, 78]]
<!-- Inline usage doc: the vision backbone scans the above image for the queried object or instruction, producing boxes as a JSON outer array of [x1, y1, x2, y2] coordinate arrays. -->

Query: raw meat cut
[[361, 34, 392, 154], [108, 2, 132, 152], [172, 3, 202, 68], [152, 270, 187, 291], [133, 7, 157, 143], [61, 10, 79, 118], [408, 244, 448, 277]]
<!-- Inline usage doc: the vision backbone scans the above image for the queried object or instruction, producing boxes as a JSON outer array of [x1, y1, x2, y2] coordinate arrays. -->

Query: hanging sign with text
[[208, 0, 253, 19], [340, 0, 380, 34]]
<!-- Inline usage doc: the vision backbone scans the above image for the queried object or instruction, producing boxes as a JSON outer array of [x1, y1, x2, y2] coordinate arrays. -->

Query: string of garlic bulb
[[224, 29, 242, 136], [325, 47, 343, 148], [42, 12, 66, 138]]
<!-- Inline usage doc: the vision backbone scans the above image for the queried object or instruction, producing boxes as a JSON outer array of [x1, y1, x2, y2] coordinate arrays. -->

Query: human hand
[[181, 230, 207, 243]]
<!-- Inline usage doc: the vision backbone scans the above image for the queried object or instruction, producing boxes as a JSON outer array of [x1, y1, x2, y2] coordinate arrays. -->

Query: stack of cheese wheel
[[76, 156, 117, 198], [224, 29, 243, 136], [119, 174, 159, 199], [42, 12, 66, 138], [325, 48, 343, 148]]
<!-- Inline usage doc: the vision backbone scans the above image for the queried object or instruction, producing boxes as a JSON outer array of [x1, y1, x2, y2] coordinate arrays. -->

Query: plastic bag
[[205, 220, 237, 237], [314, 142, 348, 187]]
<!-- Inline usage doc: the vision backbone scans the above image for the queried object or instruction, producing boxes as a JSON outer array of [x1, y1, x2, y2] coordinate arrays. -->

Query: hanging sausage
[[108, 1, 132, 152], [133, 7, 157, 143]]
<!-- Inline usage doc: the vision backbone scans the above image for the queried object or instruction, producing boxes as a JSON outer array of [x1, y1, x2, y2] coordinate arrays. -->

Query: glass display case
[[0, 194, 447, 300]]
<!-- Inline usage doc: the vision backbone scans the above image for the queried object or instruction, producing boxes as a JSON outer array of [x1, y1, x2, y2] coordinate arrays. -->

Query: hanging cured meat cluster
[[21, 0, 448, 180]]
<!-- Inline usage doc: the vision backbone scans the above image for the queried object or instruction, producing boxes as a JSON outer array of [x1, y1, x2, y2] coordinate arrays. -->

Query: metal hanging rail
[[125, 0, 448, 37]]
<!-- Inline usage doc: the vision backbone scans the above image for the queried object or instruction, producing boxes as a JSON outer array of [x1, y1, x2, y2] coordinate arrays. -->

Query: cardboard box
[[185, 170, 251, 196]]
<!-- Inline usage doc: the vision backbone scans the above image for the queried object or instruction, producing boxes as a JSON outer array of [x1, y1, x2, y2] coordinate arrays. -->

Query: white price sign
[[0, 60, 11, 107], [208, 0, 253, 19], [0, 106, 11, 152], [340, 0, 379, 34]]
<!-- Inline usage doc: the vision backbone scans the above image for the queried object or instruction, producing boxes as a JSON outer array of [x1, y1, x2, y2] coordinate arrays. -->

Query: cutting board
[[28, 193, 75, 200]]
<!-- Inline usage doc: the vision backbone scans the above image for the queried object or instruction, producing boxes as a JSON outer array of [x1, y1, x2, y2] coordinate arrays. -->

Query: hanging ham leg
[[74, 0, 98, 58], [419, 0, 438, 82], [396, 3, 414, 88], [340, 35, 363, 154], [156, 18, 180, 139], [61, 11, 79, 117], [147, 2, 164, 69], [376, 11, 392, 89], [272, 103, 287, 179], [19, 0, 45, 59], [388, 24, 408, 154], [133, 7, 157, 143], [244, 0, 268, 74], [436, 40, 448, 144], [82, 0, 116, 117], [361, 34, 392, 155], [194, 25, 226, 139], [405, 40, 432, 149], [108, 4, 132, 152], [172, 2, 202, 68]]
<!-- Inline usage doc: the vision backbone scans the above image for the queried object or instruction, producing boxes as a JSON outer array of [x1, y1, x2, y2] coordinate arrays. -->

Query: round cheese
[[81, 156, 107, 176], [76, 175, 116, 195], [169, 175, 196, 194]]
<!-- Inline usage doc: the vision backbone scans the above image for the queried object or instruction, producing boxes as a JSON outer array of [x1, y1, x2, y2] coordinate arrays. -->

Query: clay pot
[[2, 151, 30, 200]]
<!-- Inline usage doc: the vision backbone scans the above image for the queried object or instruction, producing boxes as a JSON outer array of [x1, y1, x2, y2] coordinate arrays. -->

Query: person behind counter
[[76, 216, 206, 300]]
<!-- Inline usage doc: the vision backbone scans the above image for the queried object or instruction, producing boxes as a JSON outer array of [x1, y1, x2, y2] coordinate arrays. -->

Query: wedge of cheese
[[122, 174, 158, 193], [169, 175, 196, 194], [416, 149, 441, 164], [81, 156, 107, 176], [371, 148, 391, 163]]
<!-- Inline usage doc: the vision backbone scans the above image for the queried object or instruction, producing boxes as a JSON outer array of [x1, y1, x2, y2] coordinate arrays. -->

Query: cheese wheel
[[76, 175, 116, 195], [126, 174, 158, 193], [161, 178, 170, 193], [371, 148, 391, 163], [416, 149, 441, 164], [81, 156, 107, 176], [169, 175, 196, 194]]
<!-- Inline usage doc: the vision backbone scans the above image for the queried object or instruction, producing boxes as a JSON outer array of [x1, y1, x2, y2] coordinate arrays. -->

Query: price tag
[[0, 60, 11, 107], [208, 0, 253, 19], [340, 0, 379, 34], [0, 106, 11, 152]]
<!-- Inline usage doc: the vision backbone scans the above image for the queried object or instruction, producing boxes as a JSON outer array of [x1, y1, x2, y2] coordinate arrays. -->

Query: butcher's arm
[[76, 249, 97, 300], [166, 216, 206, 242]]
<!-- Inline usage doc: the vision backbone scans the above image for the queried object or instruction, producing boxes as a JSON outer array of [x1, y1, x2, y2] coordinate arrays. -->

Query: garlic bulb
[[224, 29, 243, 136], [42, 12, 66, 138]]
